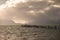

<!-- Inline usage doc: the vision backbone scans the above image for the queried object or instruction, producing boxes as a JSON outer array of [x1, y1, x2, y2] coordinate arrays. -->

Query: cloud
[[10, 0, 59, 24], [0, 0, 60, 25], [0, 0, 7, 5], [52, 0, 60, 4]]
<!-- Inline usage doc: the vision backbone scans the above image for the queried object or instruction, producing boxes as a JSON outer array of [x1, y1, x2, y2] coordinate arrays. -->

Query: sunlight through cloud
[[0, 0, 60, 24], [13, 20, 32, 24], [28, 5, 33, 8], [44, 7, 51, 11], [47, 0, 55, 3], [29, 0, 43, 2], [27, 10, 36, 16], [52, 5, 60, 8], [38, 10, 45, 14]]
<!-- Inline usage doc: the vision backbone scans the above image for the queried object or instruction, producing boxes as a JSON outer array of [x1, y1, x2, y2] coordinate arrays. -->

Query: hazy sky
[[0, 0, 60, 25]]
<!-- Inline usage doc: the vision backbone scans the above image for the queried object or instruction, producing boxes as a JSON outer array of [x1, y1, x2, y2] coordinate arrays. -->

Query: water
[[0, 25, 59, 40]]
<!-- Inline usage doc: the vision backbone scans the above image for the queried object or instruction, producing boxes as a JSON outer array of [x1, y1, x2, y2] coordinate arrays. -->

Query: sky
[[0, 0, 60, 25]]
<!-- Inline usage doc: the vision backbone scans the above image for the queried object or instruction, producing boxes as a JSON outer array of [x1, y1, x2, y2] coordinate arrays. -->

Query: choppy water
[[0, 25, 59, 40]]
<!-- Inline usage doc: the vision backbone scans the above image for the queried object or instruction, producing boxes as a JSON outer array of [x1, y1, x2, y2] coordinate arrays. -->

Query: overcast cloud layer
[[0, 0, 60, 25]]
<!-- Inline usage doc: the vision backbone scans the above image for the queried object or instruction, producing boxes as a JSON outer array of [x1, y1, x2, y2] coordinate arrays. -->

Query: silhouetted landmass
[[21, 24, 60, 30]]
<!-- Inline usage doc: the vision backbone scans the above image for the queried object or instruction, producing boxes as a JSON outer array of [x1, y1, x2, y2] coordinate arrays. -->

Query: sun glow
[[13, 20, 32, 24]]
